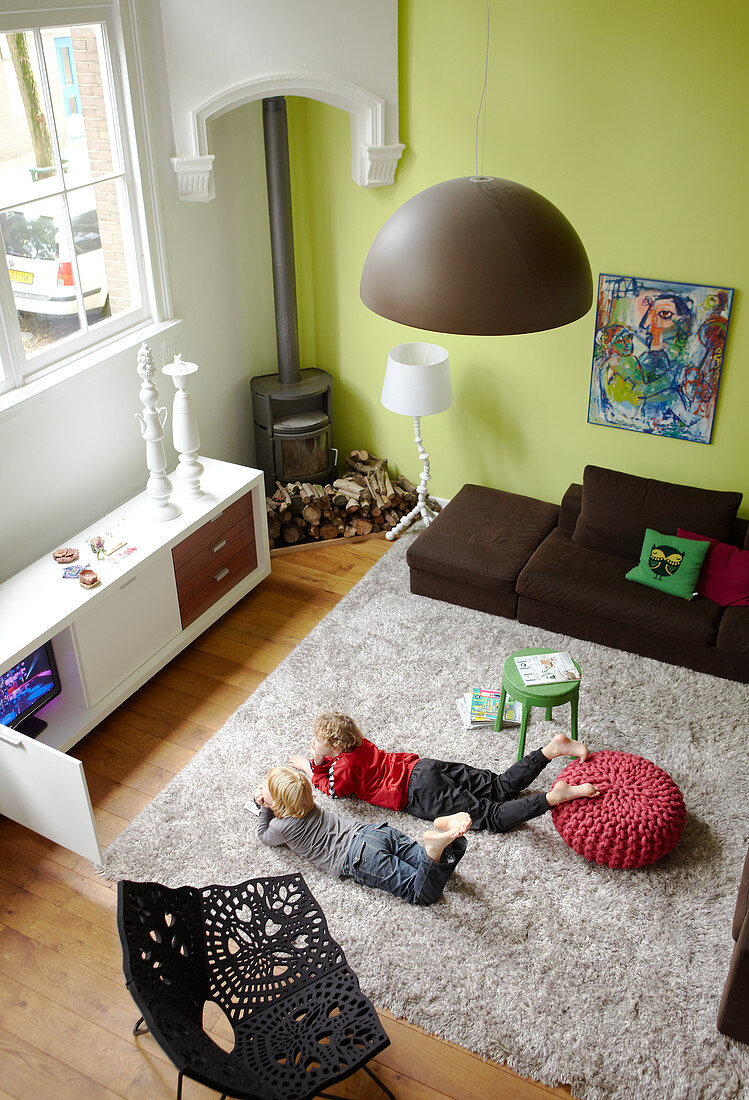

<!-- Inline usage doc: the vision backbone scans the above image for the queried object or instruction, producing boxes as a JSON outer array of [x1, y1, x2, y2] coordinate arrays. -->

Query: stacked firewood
[[265, 449, 441, 548]]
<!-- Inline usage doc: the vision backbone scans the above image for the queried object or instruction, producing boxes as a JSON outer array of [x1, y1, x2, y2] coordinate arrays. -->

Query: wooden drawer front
[[175, 535, 258, 629], [172, 491, 254, 572], [174, 512, 256, 602]]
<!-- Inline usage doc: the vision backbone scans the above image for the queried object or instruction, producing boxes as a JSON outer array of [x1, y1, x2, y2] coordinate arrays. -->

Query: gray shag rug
[[100, 533, 749, 1100]]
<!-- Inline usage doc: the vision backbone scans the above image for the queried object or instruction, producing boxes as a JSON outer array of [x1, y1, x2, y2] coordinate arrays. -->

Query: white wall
[[0, 0, 276, 583], [161, 0, 400, 162], [1, 0, 398, 585]]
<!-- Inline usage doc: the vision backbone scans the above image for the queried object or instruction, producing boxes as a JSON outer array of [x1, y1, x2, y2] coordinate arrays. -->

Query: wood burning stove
[[251, 367, 335, 487], [251, 96, 336, 492]]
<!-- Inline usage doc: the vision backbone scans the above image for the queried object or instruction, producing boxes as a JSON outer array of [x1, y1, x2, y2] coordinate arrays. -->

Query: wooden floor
[[0, 538, 574, 1100]]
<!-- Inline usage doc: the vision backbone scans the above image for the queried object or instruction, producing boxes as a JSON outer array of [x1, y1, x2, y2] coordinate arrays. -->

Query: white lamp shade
[[381, 342, 453, 416]]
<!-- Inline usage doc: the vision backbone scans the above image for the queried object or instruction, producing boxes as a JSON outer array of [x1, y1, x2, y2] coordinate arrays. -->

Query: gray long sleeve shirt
[[258, 803, 366, 877]]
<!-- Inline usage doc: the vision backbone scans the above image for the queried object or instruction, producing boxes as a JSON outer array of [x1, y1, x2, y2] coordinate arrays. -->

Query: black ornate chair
[[117, 874, 395, 1100]]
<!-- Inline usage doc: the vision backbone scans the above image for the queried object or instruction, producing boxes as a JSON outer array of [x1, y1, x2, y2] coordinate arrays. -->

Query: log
[[333, 477, 370, 497], [281, 522, 302, 544], [319, 523, 341, 540], [345, 516, 373, 537], [302, 503, 323, 525], [395, 474, 418, 497], [347, 449, 387, 475]]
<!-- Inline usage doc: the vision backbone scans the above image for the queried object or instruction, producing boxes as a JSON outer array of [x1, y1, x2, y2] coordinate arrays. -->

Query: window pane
[[87, 178, 139, 323], [1, 194, 82, 357], [0, 32, 62, 208], [42, 25, 118, 191]]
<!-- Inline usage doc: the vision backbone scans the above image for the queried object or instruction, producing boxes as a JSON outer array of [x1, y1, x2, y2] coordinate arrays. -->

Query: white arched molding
[[170, 73, 405, 202]]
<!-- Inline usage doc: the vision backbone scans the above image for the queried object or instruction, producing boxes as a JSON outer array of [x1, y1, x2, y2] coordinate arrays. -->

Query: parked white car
[[1, 206, 109, 318]]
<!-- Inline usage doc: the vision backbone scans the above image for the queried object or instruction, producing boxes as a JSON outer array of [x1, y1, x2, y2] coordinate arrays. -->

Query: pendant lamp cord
[[474, 0, 491, 180]]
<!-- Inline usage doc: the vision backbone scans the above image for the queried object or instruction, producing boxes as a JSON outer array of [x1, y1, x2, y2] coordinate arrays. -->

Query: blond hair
[[313, 712, 363, 753], [266, 766, 314, 819]]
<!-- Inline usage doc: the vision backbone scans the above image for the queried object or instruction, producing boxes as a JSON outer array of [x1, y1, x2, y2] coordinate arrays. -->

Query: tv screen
[[0, 641, 61, 736]]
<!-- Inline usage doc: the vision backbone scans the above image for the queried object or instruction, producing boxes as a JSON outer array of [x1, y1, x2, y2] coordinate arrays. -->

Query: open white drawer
[[0, 723, 102, 863]]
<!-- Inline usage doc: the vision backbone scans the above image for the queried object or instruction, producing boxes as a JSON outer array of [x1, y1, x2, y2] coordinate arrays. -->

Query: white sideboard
[[0, 457, 270, 863]]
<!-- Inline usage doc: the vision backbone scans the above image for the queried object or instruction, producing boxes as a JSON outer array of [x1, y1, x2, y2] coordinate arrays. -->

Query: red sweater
[[310, 737, 419, 812]]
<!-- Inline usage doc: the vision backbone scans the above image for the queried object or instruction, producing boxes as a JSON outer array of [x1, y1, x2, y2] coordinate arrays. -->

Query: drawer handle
[[120, 576, 137, 590], [212, 539, 227, 553], [0, 730, 23, 747], [214, 567, 229, 582]]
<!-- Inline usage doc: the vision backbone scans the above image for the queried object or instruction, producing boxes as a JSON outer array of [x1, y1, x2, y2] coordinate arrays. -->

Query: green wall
[[288, 0, 749, 516]]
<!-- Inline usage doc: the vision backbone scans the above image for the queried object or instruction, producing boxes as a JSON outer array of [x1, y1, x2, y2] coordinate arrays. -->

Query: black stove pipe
[[262, 96, 301, 386]]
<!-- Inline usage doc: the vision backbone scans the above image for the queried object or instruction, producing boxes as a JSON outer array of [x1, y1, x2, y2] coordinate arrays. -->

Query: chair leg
[[363, 1062, 398, 1099], [516, 707, 529, 761], [318, 1063, 397, 1100], [176, 1070, 183, 1100], [133, 1015, 150, 1037], [493, 686, 508, 734], [570, 694, 579, 741]]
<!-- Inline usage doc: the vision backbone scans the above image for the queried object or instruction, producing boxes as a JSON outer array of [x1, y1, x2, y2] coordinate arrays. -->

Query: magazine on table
[[513, 651, 580, 686], [455, 690, 522, 730]]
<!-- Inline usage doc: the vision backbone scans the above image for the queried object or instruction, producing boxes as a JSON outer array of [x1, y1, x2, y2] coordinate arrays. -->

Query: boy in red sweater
[[288, 712, 599, 833]]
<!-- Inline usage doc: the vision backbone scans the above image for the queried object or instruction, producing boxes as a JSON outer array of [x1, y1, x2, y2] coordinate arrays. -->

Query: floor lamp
[[381, 342, 452, 540]]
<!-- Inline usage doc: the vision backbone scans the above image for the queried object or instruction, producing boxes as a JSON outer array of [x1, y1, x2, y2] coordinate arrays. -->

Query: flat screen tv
[[0, 640, 61, 737]]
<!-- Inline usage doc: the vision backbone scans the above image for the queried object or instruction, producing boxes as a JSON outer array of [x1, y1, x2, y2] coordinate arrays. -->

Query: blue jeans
[[340, 822, 466, 906]]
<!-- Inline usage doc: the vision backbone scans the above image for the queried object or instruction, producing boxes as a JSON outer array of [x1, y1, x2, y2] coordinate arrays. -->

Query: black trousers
[[405, 748, 550, 832]]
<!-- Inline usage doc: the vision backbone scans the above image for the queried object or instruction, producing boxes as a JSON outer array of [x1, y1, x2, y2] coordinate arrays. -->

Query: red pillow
[[678, 529, 749, 606]]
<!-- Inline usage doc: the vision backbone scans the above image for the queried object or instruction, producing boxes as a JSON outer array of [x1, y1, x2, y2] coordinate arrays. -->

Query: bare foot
[[424, 812, 472, 861], [546, 780, 600, 807], [542, 732, 589, 762]]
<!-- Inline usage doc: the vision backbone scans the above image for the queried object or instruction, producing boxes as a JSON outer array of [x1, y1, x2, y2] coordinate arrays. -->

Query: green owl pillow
[[626, 529, 710, 600]]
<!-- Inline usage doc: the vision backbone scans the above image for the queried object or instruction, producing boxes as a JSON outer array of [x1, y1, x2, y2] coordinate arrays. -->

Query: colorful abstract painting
[[587, 274, 734, 443]]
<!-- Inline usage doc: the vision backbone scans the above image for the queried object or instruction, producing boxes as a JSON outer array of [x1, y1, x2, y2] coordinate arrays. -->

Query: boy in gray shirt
[[256, 766, 470, 907]]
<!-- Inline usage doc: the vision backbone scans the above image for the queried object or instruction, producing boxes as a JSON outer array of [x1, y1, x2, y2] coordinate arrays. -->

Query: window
[[0, 6, 155, 396]]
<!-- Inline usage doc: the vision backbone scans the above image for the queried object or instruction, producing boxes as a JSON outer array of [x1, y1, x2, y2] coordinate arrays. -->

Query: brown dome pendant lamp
[[360, 5, 593, 336]]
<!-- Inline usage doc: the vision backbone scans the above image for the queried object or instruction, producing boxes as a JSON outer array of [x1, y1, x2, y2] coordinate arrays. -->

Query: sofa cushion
[[517, 528, 722, 646], [716, 606, 749, 656], [572, 466, 742, 561], [406, 484, 558, 593], [678, 529, 749, 606], [625, 529, 710, 600]]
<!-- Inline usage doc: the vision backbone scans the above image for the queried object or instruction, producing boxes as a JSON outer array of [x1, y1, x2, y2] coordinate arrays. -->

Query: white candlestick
[[135, 342, 181, 521], [163, 354, 204, 499]]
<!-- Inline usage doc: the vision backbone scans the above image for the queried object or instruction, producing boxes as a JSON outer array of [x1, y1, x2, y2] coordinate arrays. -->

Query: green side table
[[493, 647, 581, 761]]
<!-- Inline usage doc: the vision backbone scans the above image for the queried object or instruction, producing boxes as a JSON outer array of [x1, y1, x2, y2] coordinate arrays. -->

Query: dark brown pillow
[[572, 466, 742, 561]]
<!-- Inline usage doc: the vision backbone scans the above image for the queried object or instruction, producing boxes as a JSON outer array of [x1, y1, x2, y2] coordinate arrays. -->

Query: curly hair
[[313, 712, 363, 753], [266, 766, 315, 819]]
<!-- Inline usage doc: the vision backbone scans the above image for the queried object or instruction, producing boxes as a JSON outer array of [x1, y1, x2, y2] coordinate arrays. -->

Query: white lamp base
[[386, 416, 438, 540]]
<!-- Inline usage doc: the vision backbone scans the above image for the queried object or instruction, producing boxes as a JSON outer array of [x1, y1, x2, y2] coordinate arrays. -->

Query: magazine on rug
[[456, 690, 522, 730], [514, 651, 580, 685]]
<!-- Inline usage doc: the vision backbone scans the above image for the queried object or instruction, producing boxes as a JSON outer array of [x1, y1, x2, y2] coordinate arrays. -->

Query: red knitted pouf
[[550, 750, 686, 869]]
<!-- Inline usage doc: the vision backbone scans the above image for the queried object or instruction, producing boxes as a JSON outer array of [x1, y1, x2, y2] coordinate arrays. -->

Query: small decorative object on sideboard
[[163, 353, 204, 499], [52, 547, 79, 564], [78, 568, 100, 589], [134, 342, 181, 522]]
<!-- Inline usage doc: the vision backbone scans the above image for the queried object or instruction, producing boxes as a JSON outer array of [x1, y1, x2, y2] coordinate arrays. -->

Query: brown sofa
[[516, 466, 749, 682], [406, 467, 749, 683], [718, 845, 749, 1044]]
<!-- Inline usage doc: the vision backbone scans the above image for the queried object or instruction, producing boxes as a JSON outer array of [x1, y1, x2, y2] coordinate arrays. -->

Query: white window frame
[[0, 0, 172, 402]]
